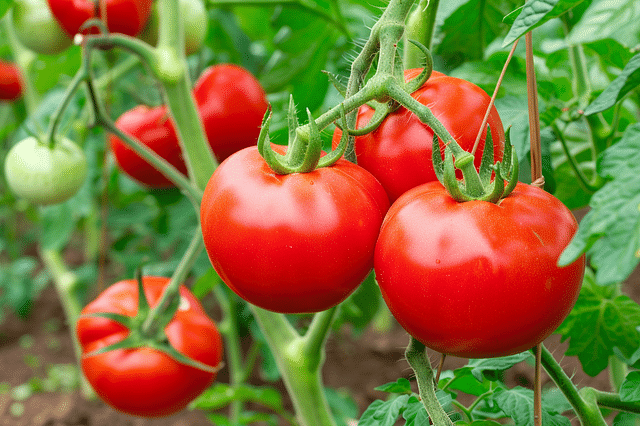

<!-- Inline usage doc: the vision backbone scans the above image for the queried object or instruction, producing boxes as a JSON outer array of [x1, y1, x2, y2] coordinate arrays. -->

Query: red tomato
[[109, 105, 188, 188], [332, 69, 504, 202], [374, 182, 585, 358], [0, 60, 23, 101], [77, 276, 223, 417], [200, 145, 390, 314], [47, 0, 152, 37], [194, 64, 269, 163]]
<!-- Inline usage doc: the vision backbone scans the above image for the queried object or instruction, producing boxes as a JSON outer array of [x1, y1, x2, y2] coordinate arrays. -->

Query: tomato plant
[[332, 69, 505, 202], [76, 276, 223, 417], [4, 136, 87, 205], [374, 181, 586, 358], [12, 0, 72, 55], [194, 64, 269, 163], [200, 145, 389, 314], [109, 105, 188, 188], [139, 0, 208, 55], [47, 0, 153, 37], [0, 60, 23, 101]]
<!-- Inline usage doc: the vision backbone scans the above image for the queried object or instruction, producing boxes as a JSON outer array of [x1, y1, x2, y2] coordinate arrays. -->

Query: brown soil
[[0, 279, 625, 426]]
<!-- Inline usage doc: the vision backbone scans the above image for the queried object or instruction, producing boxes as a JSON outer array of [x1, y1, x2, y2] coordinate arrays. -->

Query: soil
[[0, 279, 626, 426]]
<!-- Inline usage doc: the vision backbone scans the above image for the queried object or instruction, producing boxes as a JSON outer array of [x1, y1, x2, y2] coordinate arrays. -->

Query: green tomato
[[4, 136, 87, 205], [139, 0, 208, 55], [12, 0, 73, 55]]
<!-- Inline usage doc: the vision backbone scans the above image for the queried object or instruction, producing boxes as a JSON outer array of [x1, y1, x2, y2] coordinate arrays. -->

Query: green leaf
[[503, 0, 588, 46], [556, 270, 640, 376], [467, 352, 533, 382], [620, 371, 640, 402], [191, 268, 222, 299], [325, 387, 359, 426], [402, 396, 430, 426], [39, 203, 75, 251], [192, 383, 285, 413], [357, 395, 410, 426], [584, 53, 640, 115], [333, 271, 381, 336], [441, 368, 493, 397], [374, 378, 412, 394], [565, 0, 640, 47], [494, 387, 571, 426], [614, 412, 640, 426], [0, 0, 12, 19], [455, 421, 502, 426], [559, 124, 640, 284]]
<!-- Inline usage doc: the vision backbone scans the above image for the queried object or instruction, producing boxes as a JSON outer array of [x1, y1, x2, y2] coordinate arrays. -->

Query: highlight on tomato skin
[[76, 276, 224, 417], [200, 144, 390, 314], [332, 68, 505, 203], [374, 181, 586, 359]]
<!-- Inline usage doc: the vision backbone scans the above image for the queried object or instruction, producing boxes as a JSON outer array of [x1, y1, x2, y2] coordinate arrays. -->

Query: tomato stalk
[[251, 306, 338, 426], [585, 389, 640, 414], [405, 338, 454, 425]]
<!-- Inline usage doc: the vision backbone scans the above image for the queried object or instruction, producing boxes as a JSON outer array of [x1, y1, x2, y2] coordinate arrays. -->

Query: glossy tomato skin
[[77, 276, 223, 417], [200, 145, 390, 314], [12, 0, 72, 55], [374, 182, 585, 358], [47, 0, 152, 37], [110, 105, 188, 188], [332, 69, 505, 202], [194, 65, 268, 163], [0, 60, 23, 101]]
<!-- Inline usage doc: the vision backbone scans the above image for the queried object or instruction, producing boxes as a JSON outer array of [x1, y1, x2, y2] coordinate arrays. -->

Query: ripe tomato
[[47, 0, 153, 37], [77, 276, 223, 417], [332, 69, 505, 202], [4, 136, 87, 205], [200, 145, 390, 314], [374, 182, 585, 358], [194, 64, 269, 163], [139, 0, 208, 55], [12, 0, 72, 55], [0, 60, 23, 101], [109, 105, 188, 188]]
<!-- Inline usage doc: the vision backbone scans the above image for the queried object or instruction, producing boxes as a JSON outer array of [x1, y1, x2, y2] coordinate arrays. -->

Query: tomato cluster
[[110, 64, 268, 187]]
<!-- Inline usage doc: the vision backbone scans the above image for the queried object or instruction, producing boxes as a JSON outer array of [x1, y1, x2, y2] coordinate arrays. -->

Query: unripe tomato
[[139, 0, 208, 55], [4, 136, 87, 205], [0, 60, 23, 101], [12, 0, 72, 55], [109, 105, 188, 188], [332, 69, 505, 202], [374, 182, 585, 358], [77, 276, 223, 417], [194, 64, 269, 162], [47, 0, 153, 37]]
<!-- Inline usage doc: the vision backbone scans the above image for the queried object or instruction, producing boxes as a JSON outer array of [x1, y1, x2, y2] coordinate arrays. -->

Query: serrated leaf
[[467, 352, 533, 382], [358, 395, 411, 426], [556, 270, 640, 376], [559, 124, 640, 284], [494, 387, 571, 426], [444, 368, 492, 396], [565, 0, 640, 47], [620, 371, 640, 402], [503, 0, 588, 46], [402, 396, 430, 426], [584, 53, 640, 115]]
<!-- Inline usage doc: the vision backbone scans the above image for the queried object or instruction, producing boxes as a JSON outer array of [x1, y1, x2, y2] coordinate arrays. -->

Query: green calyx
[[258, 96, 349, 175], [433, 126, 519, 203], [80, 270, 221, 374]]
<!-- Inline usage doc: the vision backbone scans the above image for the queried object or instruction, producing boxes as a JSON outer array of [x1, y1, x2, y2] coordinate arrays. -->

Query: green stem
[[404, 0, 440, 67], [302, 307, 338, 357], [94, 56, 140, 90], [450, 400, 472, 422], [213, 286, 246, 424], [589, 389, 640, 414], [251, 307, 336, 426], [45, 69, 88, 148], [537, 344, 607, 426], [39, 248, 94, 399], [550, 122, 601, 193], [405, 338, 454, 425], [208, 0, 349, 35], [560, 14, 591, 109], [142, 231, 204, 332]]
